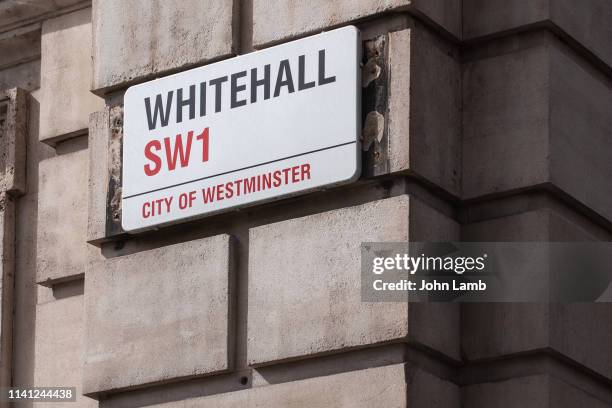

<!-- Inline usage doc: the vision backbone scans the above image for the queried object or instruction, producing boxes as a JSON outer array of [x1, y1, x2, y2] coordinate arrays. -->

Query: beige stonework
[[87, 107, 123, 244], [0, 0, 86, 31], [252, 0, 461, 46], [0, 1, 611, 407], [91, 0, 236, 93], [83, 234, 234, 395], [34, 294, 96, 408], [0, 194, 15, 393], [39, 8, 104, 145], [387, 26, 461, 196], [247, 195, 459, 365], [0, 88, 26, 195], [148, 364, 410, 408], [36, 146, 89, 285]]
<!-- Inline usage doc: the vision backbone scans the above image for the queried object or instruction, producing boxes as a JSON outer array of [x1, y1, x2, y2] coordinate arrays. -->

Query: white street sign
[[122, 26, 361, 232]]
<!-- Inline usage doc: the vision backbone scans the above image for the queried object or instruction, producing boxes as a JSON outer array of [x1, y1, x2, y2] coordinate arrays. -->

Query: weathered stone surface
[[11, 89, 52, 397], [39, 8, 104, 145], [0, 87, 27, 195], [87, 107, 124, 244], [387, 27, 461, 195], [464, 209, 567, 242], [363, 27, 460, 196], [248, 195, 459, 365], [0, 25, 40, 72], [462, 36, 550, 200], [404, 198, 461, 361], [462, 209, 612, 380], [464, 375, 548, 407], [83, 234, 234, 395], [87, 110, 108, 244], [23, 88, 55, 194], [410, 0, 461, 38], [0, 26, 41, 92], [463, 0, 548, 39], [1, 2, 611, 407], [36, 145, 88, 285], [549, 303, 612, 382], [0, 59, 40, 92], [408, 302, 460, 361], [548, 44, 612, 223], [0, 194, 15, 391], [252, 0, 461, 47], [463, 0, 612, 69], [549, 374, 612, 408], [463, 33, 612, 222], [407, 367, 460, 407], [146, 364, 410, 407], [34, 294, 96, 408], [92, 0, 236, 93], [462, 302, 551, 362], [464, 374, 611, 407], [0, 0, 85, 31]]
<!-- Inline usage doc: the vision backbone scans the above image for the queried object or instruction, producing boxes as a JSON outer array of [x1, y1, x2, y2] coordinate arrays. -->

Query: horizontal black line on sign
[[122, 141, 357, 200]]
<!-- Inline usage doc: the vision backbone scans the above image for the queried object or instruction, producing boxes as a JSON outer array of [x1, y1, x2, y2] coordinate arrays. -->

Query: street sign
[[122, 26, 361, 232]]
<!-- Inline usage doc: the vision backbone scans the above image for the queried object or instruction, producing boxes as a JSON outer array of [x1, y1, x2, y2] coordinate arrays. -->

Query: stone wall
[[0, 1, 611, 407]]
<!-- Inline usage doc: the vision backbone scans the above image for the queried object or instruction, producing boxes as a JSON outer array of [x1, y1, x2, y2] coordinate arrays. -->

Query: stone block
[[87, 110, 108, 243], [365, 27, 461, 196], [464, 374, 611, 408], [463, 0, 612, 69], [407, 367, 460, 407], [0, 0, 85, 30], [34, 295, 96, 408], [247, 195, 460, 366], [146, 364, 411, 407], [91, 0, 236, 93], [25, 89, 56, 195], [0, 59, 40, 92], [87, 107, 124, 244], [0, 26, 41, 91], [462, 36, 550, 200], [252, 0, 461, 47], [463, 0, 549, 39], [0, 25, 40, 72], [410, 0, 461, 38], [549, 44, 612, 223], [463, 208, 578, 242], [462, 33, 612, 223], [464, 375, 547, 407], [403, 197, 461, 362], [462, 302, 551, 362], [36, 146, 88, 285], [548, 0, 612, 68], [408, 302, 460, 361], [388, 27, 461, 195], [12, 192, 37, 392], [549, 303, 612, 382], [0, 87, 27, 195], [549, 374, 612, 408], [0, 194, 15, 391], [462, 209, 612, 380], [83, 234, 234, 395], [39, 8, 104, 145]]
